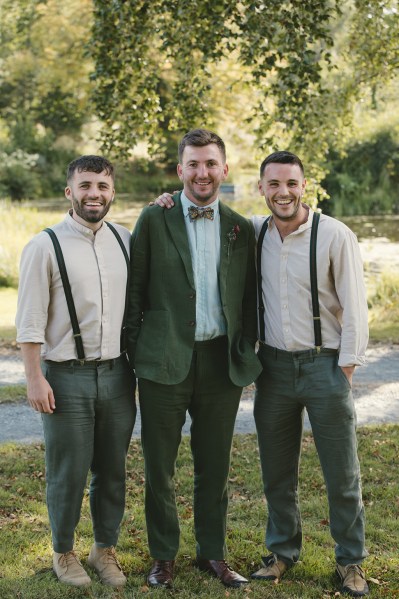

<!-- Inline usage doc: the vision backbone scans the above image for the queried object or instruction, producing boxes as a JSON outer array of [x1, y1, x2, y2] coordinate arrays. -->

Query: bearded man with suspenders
[[16, 155, 136, 588], [251, 151, 369, 597]]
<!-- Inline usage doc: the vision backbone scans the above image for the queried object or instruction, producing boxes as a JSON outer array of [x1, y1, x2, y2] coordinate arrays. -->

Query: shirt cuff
[[338, 353, 366, 367]]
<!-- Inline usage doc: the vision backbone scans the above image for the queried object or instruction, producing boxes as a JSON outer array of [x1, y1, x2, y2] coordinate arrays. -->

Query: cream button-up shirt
[[252, 208, 368, 367], [16, 212, 130, 361]]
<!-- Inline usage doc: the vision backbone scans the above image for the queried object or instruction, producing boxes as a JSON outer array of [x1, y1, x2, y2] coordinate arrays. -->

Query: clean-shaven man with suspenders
[[16, 156, 136, 588], [251, 151, 369, 597]]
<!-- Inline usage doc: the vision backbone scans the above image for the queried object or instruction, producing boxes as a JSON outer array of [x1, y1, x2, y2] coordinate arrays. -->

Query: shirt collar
[[65, 210, 104, 237], [181, 191, 219, 219], [268, 203, 312, 234]]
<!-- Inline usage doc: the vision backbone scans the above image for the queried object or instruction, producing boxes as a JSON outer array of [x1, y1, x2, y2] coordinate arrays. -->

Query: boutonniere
[[227, 224, 240, 256]]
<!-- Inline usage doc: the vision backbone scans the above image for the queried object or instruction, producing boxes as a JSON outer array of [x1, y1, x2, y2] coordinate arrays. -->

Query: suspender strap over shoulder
[[309, 211, 321, 351], [105, 222, 130, 353], [44, 227, 85, 360], [256, 217, 270, 343]]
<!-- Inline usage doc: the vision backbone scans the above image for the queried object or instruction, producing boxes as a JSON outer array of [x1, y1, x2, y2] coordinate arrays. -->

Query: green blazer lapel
[[219, 202, 238, 296], [165, 193, 195, 288]]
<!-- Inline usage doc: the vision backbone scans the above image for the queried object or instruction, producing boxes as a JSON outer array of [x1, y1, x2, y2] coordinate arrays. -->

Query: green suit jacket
[[126, 193, 262, 387]]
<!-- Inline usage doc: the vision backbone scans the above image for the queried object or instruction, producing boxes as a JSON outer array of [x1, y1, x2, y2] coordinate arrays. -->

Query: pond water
[[32, 198, 399, 242], [340, 215, 399, 243]]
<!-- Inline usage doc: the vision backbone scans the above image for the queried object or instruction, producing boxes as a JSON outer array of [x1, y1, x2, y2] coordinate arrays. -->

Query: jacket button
[[188, 320, 196, 327], [188, 293, 195, 299]]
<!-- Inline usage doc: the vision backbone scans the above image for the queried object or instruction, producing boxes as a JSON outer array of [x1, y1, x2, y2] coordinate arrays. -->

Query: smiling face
[[65, 169, 115, 230], [177, 143, 228, 206], [258, 162, 307, 225]]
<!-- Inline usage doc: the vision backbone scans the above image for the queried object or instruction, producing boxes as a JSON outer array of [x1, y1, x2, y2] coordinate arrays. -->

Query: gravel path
[[1, 344, 398, 444]]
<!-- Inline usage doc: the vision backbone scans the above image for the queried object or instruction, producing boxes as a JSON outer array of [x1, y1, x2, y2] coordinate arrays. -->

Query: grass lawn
[[0, 287, 18, 344], [0, 427, 398, 598], [0, 207, 398, 597]]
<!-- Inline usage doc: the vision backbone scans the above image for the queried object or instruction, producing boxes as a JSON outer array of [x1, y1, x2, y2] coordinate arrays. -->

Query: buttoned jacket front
[[127, 193, 261, 386]]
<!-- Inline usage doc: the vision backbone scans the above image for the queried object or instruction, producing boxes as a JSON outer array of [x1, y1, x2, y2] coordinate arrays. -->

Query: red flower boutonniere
[[227, 224, 240, 256]]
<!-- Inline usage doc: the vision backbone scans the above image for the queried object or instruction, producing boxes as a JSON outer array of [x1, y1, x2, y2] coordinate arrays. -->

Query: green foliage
[[321, 129, 399, 215], [0, 428, 398, 597], [115, 160, 181, 196], [1, 0, 399, 208], [91, 0, 338, 161], [349, 0, 399, 90], [89, 0, 399, 202], [0, 0, 93, 200]]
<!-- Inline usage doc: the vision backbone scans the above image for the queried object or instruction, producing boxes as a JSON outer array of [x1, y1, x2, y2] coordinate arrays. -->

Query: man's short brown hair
[[178, 129, 226, 163], [67, 155, 115, 184]]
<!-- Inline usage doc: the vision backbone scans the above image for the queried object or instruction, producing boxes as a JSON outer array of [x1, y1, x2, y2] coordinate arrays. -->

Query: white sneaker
[[53, 551, 91, 586], [88, 544, 127, 587]]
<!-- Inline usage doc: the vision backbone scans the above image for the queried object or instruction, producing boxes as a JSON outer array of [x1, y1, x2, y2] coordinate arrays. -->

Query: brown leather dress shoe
[[196, 559, 248, 588], [147, 560, 175, 588]]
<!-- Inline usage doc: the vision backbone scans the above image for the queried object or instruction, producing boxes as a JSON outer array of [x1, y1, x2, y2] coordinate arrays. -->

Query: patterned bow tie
[[188, 206, 214, 221]]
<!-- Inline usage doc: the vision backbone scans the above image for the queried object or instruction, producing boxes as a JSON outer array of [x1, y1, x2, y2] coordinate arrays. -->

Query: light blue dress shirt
[[181, 192, 227, 341]]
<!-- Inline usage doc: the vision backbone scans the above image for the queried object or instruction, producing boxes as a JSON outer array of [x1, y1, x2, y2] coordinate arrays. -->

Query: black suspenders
[[309, 212, 321, 349], [257, 217, 270, 344], [44, 223, 130, 360], [256, 211, 321, 350], [104, 222, 130, 354]]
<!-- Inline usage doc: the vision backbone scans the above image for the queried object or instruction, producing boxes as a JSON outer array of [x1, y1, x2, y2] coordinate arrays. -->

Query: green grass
[[0, 385, 26, 404], [368, 272, 399, 344], [0, 287, 17, 343], [0, 428, 398, 598], [0, 201, 65, 287]]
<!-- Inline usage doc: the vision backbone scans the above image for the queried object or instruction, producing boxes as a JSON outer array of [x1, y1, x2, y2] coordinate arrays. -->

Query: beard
[[266, 195, 301, 221], [185, 181, 219, 205], [72, 196, 112, 223]]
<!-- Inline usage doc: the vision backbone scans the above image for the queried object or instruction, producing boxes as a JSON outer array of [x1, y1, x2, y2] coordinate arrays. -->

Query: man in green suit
[[127, 129, 261, 589]]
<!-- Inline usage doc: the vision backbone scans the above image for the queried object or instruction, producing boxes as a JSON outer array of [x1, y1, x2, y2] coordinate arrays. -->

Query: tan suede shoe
[[88, 545, 127, 587], [251, 553, 288, 580], [53, 551, 91, 586], [336, 564, 369, 596]]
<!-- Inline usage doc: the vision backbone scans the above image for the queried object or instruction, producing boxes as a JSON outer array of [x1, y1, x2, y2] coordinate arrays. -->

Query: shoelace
[[216, 560, 235, 573], [346, 564, 366, 578], [102, 547, 122, 569], [59, 550, 80, 567], [154, 561, 174, 574]]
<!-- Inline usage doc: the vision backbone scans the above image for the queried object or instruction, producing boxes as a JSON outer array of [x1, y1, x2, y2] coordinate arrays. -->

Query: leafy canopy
[[91, 0, 338, 160]]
